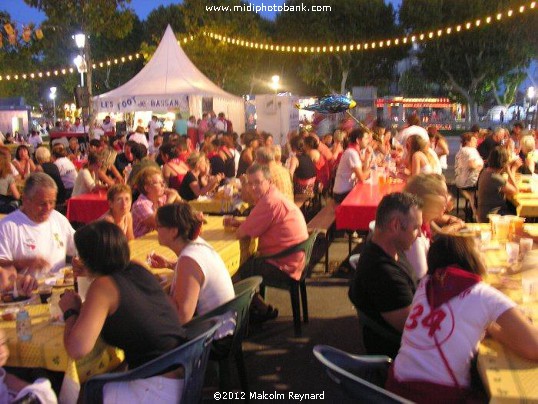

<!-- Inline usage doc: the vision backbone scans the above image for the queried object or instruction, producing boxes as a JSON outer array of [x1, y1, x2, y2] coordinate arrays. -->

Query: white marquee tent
[[93, 25, 245, 131]]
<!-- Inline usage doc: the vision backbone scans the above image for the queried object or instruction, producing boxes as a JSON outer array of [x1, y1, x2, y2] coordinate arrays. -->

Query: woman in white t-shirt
[[332, 128, 372, 203], [72, 152, 106, 196], [386, 234, 538, 402], [148, 203, 235, 336], [454, 132, 484, 189], [51, 144, 77, 198]]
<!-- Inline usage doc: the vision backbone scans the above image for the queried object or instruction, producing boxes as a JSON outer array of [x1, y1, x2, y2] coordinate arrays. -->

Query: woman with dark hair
[[148, 203, 234, 332], [0, 153, 20, 213], [386, 233, 538, 402], [288, 135, 316, 196], [179, 152, 223, 201], [59, 221, 186, 402], [332, 128, 372, 203], [477, 146, 521, 222], [236, 131, 259, 177], [12, 145, 36, 180], [160, 142, 188, 191], [303, 135, 330, 193]]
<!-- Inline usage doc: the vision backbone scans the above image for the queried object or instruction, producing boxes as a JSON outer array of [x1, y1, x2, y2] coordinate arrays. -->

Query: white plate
[[0, 294, 34, 307]]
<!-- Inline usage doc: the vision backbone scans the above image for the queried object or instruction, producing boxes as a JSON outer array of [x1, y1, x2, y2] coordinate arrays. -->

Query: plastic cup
[[510, 216, 525, 236], [223, 215, 235, 233], [378, 171, 387, 186], [480, 230, 492, 245], [522, 277, 538, 303], [77, 276, 92, 302], [520, 237, 533, 257], [488, 214, 501, 236], [492, 216, 510, 241], [506, 242, 519, 264], [38, 285, 53, 304]]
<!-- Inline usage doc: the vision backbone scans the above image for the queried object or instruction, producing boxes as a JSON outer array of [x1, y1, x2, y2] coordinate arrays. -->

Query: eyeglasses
[[248, 179, 267, 187]]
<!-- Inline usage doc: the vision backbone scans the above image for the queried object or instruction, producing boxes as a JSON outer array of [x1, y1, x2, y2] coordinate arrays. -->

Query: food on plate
[[1, 293, 29, 304], [1, 308, 19, 321]]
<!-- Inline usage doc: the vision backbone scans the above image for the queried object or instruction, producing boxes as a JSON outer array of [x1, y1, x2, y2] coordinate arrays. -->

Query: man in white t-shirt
[[148, 116, 162, 146], [0, 172, 75, 279], [397, 115, 429, 145]]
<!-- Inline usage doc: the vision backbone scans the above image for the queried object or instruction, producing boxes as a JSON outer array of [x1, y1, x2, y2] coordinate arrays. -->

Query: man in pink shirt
[[226, 163, 308, 320]]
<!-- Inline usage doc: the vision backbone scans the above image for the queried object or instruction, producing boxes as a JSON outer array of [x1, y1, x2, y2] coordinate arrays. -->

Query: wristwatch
[[63, 308, 80, 322]]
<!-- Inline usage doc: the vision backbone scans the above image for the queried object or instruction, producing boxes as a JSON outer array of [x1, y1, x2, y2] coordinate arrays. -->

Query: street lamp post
[[72, 32, 93, 122], [73, 55, 86, 87], [73, 33, 86, 87], [49, 87, 57, 124]]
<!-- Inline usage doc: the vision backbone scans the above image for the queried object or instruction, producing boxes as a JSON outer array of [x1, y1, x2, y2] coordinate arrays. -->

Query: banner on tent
[[94, 95, 189, 113]]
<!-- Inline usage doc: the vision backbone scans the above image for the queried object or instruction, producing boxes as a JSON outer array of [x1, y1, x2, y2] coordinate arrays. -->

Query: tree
[[23, 0, 136, 118], [179, 0, 268, 94], [399, 0, 538, 123], [143, 4, 185, 44], [274, 0, 405, 94]]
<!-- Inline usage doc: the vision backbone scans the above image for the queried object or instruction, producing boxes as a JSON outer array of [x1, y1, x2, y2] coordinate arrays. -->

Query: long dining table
[[510, 174, 538, 218], [335, 180, 406, 232], [474, 223, 538, 402], [129, 215, 257, 277], [66, 191, 109, 224]]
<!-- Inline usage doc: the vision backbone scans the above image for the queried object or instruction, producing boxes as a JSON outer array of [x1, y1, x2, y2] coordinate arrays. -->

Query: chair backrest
[[83, 318, 222, 404], [313, 345, 412, 404], [183, 276, 262, 356]]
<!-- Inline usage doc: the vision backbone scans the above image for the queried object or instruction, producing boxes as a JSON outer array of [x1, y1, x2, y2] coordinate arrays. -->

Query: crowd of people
[[0, 108, 536, 402]]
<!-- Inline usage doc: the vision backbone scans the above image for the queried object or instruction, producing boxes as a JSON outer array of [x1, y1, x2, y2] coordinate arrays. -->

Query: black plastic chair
[[313, 345, 412, 403], [183, 276, 262, 392], [83, 318, 222, 404], [256, 230, 320, 336]]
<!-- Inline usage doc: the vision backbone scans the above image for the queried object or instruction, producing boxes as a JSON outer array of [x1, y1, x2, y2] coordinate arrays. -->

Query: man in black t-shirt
[[349, 192, 422, 358], [477, 126, 505, 162]]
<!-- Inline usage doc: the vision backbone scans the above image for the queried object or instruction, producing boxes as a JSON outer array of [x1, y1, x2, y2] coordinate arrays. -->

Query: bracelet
[[63, 308, 80, 322]]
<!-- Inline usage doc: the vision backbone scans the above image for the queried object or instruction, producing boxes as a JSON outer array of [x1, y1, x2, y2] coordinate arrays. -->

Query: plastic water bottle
[[16, 309, 32, 341]]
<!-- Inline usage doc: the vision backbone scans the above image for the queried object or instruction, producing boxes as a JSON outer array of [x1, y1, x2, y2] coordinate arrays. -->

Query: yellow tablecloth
[[129, 215, 256, 277], [475, 226, 538, 403], [188, 197, 248, 215], [0, 299, 123, 403], [510, 174, 538, 218]]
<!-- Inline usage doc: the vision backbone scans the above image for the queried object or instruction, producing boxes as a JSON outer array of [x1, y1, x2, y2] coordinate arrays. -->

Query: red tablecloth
[[335, 181, 406, 231], [66, 192, 108, 224]]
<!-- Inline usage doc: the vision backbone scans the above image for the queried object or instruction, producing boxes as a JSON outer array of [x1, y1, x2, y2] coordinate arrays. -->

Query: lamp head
[[73, 33, 86, 49]]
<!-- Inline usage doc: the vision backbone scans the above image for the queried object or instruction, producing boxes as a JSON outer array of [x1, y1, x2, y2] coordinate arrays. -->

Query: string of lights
[[0, 1, 535, 82], [203, 0, 536, 53]]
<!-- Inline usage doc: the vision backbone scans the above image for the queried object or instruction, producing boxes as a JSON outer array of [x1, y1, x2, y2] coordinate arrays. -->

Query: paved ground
[[203, 235, 364, 403]]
